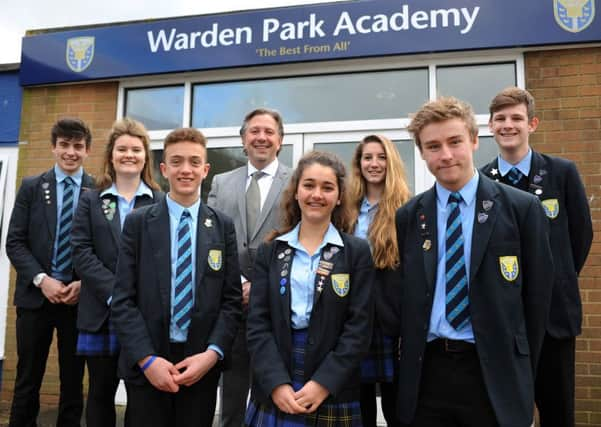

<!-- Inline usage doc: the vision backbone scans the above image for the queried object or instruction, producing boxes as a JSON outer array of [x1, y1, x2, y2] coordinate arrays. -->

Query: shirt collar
[[54, 164, 83, 187], [166, 194, 201, 221], [100, 181, 154, 199], [247, 158, 279, 178], [436, 170, 479, 208], [276, 222, 344, 251], [360, 197, 378, 213], [498, 148, 532, 177]]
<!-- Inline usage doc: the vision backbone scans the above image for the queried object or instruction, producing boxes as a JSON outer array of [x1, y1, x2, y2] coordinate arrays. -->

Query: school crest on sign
[[541, 199, 559, 219], [331, 274, 350, 297], [499, 256, 519, 282], [554, 0, 595, 33], [208, 249, 222, 271], [66, 37, 95, 72]]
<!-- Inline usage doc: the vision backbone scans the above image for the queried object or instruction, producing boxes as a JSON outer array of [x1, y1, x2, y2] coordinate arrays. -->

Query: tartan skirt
[[245, 329, 362, 427], [360, 324, 396, 384], [76, 320, 119, 357]]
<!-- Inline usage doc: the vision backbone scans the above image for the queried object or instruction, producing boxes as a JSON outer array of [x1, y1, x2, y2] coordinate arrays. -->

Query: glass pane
[[125, 86, 184, 130], [151, 146, 293, 202], [192, 69, 428, 128], [313, 141, 415, 195], [436, 63, 516, 113], [474, 136, 499, 169]]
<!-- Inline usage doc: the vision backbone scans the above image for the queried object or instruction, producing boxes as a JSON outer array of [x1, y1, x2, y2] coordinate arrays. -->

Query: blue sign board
[[0, 71, 22, 145], [20, 0, 600, 86]]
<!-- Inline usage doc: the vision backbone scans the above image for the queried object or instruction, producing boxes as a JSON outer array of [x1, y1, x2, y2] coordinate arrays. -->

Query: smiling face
[[52, 137, 89, 175], [242, 114, 283, 169], [295, 163, 340, 226], [160, 141, 210, 206], [419, 118, 478, 192], [111, 134, 146, 179], [359, 141, 387, 187], [489, 103, 538, 159]]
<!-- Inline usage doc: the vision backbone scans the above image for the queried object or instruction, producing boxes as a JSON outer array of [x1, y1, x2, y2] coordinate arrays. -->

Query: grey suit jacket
[[207, 162, 291, 282]]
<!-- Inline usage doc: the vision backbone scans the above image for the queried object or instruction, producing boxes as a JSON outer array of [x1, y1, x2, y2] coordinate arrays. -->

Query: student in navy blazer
[[6, 118, 95, 427], [379, 98, 554, 427], [245, 151, 374, 427], [71, 118, 164, 427], [482, 87, 593, 427], [111, 128, 242, 427]]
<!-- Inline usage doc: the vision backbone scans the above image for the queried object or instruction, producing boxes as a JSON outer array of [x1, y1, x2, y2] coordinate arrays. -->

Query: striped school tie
[[53, 177, 75, 274], [507, 167, 523, 185], [445, 192, 470, 330], [174, 210, 193, 330]]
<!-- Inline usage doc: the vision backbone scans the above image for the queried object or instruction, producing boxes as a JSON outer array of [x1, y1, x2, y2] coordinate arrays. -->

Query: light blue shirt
[[276, 222, 344, 330], [51, 165, 84, 282], [166, 195, 200, 343], [100, 181, 153, 230], [428, 171, 479, 343], [353, 197, 377, 241], [498, 148, 532, 178]]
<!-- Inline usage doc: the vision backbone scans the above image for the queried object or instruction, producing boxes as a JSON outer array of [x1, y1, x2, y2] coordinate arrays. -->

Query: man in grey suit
[[208, 108, 291, 427]]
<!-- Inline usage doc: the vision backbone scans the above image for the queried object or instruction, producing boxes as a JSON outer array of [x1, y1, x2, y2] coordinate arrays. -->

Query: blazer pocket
[[514, 334, 530, 357]]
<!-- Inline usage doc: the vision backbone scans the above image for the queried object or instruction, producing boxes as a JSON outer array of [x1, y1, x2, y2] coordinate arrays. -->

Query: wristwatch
[[33, 273, 48, 287]]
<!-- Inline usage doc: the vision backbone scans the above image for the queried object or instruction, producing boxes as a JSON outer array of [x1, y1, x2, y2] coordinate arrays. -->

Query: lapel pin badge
[[42, 182, 49, 189], [422, 239, 432, 251], [204, 218, 212, 228], [482, 200, 493, 211], [478, 212, 488, 223], [533, 175, 542, 184], [535, 189, 543, 195], [490, 168, 499, 176], [539, 169, 547, 176]]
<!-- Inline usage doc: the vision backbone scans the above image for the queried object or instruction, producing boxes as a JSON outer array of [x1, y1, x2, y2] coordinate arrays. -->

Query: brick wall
[[525, 47, 601, 426], [1, 82, 118, 404]]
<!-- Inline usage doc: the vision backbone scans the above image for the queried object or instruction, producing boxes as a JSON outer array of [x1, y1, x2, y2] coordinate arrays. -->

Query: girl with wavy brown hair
[[348, 135, 411, 427]]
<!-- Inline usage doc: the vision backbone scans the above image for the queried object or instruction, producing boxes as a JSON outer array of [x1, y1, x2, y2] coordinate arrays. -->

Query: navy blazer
[[379, 173, 554, 427], [247, 232, 374, 405], [71, 187, 164, 332], [6, 168, 96, 309], [110, 199, 242, 384], [481, 151, 593, 338]]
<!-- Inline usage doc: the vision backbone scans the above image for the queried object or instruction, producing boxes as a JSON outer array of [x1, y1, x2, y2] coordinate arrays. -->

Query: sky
[[0, 0, 346, 64]]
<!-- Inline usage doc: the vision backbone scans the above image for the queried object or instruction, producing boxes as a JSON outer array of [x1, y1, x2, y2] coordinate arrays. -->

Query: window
[[125, 86, 184, 130]]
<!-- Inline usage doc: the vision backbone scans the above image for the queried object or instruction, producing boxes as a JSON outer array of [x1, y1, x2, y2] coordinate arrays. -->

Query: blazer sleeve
[[564, 161, 593, 274], [111, 212, 157, 367], [206, 174, 220, 209], [311, 239, 375, 396], [5, 178, 45, 283], [375, 207, 407, 337], [521, 196, 554, 372], [207, 215, 243, 357], [247, 242, 293, 394], [71, 192, 115, 304]]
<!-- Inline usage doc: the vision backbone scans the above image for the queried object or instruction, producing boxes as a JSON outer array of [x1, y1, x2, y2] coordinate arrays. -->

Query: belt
[[428, 338, 475, 353]]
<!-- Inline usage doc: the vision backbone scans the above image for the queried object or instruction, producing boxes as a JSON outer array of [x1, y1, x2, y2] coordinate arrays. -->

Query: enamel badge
[[499, 256, 519, 282], [541, 199, 559, 219], [331, 274, 350, 297], [208, 249, 223, 271]]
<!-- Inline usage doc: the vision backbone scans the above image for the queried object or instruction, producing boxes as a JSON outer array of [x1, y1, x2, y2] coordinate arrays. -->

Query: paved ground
[[0, 401, 126, 427]]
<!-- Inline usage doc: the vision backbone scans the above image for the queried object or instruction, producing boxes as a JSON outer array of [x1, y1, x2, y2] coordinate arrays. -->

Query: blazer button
[[243, 243, 247, 247], [308, 338, 314, 345]]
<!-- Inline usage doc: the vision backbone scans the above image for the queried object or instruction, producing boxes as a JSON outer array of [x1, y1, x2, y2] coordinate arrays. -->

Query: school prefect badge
[[499, 256, 519, 282], [66, 37, 95, 72], [331, 274, 350, 297], [208, 249, 223, 271], [541, 199, 559, 219]]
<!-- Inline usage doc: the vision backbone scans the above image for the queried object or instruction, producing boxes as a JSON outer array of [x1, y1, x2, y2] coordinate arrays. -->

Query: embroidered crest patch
[[331, 274, 350, 297], [499, 256, 519, 282], [541, 199, 559, 219], [208, 249, 222, 271]]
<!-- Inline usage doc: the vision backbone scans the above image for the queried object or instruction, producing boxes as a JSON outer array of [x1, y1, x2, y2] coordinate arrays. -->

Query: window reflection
[[125, 86, 184, 130]]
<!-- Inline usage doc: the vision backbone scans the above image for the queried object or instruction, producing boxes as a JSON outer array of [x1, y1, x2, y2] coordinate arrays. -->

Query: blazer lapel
[[236, 166, 249, 240], [42, 169, 58, 240], [195, 204, 212, 310], [148, 200, 172, 323], [275, 242, 293, 332], [252, 165, 289, 240], [469, 175, 499, 282], [483, 158, 501, 182], [527, 151, 550, 198], [99, 194, 121, 247], [419, 187, 438, 294]]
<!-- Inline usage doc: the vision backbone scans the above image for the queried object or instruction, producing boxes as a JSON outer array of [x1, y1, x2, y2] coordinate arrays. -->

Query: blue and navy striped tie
[[445, 192, 470, 330], [53, 177, 75, 274], [507, 167, 523, 185], [174, 210, 193, 330]]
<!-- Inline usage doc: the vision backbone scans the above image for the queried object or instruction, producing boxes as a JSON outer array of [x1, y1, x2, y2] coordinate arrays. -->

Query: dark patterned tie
[[445, 192, 470, 330], [53, 177, 75, 274], [507, 167, 523, 185], [174, 210, 193, 330], [246, 171, 265, 241]]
